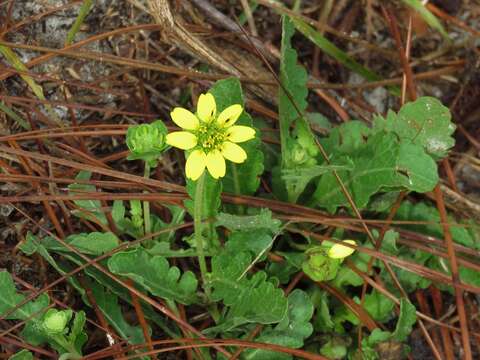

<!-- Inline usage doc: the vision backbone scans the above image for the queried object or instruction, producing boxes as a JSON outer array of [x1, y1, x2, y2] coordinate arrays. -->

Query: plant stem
[[143, 162, 151, 236], [194, 172, 210, 297]]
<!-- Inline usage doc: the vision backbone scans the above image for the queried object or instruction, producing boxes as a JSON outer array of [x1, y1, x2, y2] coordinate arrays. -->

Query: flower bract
[[166, 93, 255, 180]]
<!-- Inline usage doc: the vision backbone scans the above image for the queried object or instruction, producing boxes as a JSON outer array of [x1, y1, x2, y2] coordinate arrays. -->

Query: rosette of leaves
[[126, 120, 168, 167]]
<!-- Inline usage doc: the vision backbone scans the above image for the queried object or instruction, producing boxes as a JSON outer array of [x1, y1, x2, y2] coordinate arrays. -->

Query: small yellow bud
[[328, 240, 356, 259]]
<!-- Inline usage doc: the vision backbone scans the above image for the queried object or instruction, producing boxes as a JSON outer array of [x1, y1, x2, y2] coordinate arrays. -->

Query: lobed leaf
[[244, 289, 314, 360], [209, 251, 288, 331], [108, 248, 198, 305]]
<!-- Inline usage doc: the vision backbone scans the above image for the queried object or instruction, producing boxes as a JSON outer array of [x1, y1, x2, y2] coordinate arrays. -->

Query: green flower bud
[[43, 309, 72, 334], [126, 120, 168, 166], [302, 246, 340, 282]]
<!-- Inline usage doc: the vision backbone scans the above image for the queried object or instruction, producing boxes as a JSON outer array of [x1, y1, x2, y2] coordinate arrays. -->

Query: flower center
[[195, 122, 227, 152]]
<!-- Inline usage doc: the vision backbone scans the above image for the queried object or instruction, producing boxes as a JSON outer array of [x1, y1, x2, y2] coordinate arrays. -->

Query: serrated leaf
[[244, 289, 314, 360], [209, 77, 264, 195], [374, 97, 455, 159], [108, 248, 198, 305], [209, 251, 288, 331]]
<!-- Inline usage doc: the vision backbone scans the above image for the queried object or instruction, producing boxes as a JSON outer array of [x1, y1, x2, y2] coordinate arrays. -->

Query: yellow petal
[[328, 240, 356, 259], [166, 131, 197, 150], [170, 107, 199, 130], [185, 150, 206, 180], [226, 125, 255, 143], [206, 150, 226, 179], [197, 93, 216, 122], [221, 141, 247, 163], [217, 104, 243, 127]]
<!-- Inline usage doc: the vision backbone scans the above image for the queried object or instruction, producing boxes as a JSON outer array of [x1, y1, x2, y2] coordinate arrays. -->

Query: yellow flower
[[328, 240, 356, 259], [166, 93, 256, 180]]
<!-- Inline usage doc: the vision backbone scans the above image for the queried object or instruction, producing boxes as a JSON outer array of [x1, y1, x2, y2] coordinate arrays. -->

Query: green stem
[[52, 335, 81, 359], [143, 163, 151, 236], [194, 172, 210, 298]]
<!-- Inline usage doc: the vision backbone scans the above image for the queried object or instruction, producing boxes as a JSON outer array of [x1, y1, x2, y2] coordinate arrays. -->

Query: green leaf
[[209, 77, 264, 195], [279, 16, 308, 151], [216, 208, 281, 233], [373, 97, 455, 159], [66, 232, 120, 255], [312, 132, 438, 212], [244, 289, 314, 360], [279, 16, 320, 202], [381, 230, 400, 256], [401, 0, 449, 40], [225, 229, 274, 260], [108, 248, 198, 305], [67, 311, 88, 354], [111, 200, 125, 225], [320, 336, 349, 359], [391, 299, 417, 342], [0, 271, 50, 322], [8, 350, 33, 360], [312, 291, 335, 332], [89, 282, 146, 346], [19, 233, 86, 298], [363, 290, 395, 323], [68, 171, 108, 225], [28, 232, 119, 256], [209, 251, 288, 331], [395, 201, 477, 250]]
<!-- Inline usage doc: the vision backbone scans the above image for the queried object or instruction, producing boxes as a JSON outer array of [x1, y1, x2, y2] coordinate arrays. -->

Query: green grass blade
[[0, 45, 46, 101], [289, 16, 400, 96], [66, 0, 94, 45], [0, 102, 30, 130], [401, 0, 450, 40]]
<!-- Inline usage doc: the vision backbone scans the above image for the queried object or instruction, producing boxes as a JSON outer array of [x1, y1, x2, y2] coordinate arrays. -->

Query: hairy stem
[[194, 172, 210, 297]]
